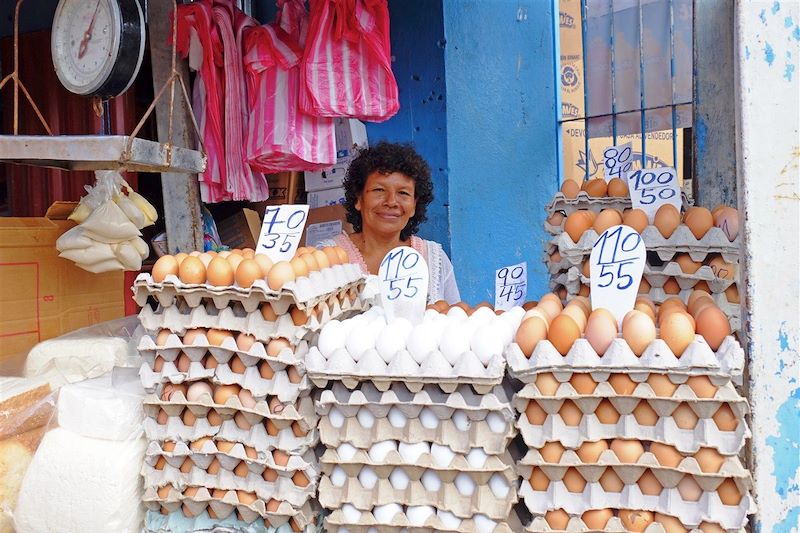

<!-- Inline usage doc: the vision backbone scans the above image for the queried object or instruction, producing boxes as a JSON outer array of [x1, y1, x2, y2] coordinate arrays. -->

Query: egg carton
[[306, 347, 505, 393], [144, 485, 316, 527], [142, 461, 316, 508], [544, 250, 578, 275], [144, 411, 318, 454], [132, 265, 366, 312], [518, 477, 754, 530], [523, 515, 744, 533], [138, 294, 370, 343], [544, 192, 634, 217], [517, 449, 751, 490], [318, 410, 514, 455], [324, 506, 518, 533], [506, 336, 744, 384], [321, 446, 515, 475], [640, 263, 737, 293], [144, 509, 323, 533]]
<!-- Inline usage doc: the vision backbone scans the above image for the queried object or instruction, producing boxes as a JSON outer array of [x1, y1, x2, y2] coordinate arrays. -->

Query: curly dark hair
[[343, 141, 434, 241]]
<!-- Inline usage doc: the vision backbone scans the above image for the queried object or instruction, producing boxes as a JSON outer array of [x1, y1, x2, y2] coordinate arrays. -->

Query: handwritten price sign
[[256, 205, 309, 263], [625, 166, 681, 222], [590, 224, 646, 327], [603, 142, 633, 182], [378, 246, 429, 324], [495, 262, 527, 311]]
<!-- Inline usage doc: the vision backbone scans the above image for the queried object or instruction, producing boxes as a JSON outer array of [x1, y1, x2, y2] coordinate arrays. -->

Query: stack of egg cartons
[[506, 300, 754, 532], [133, 252, 367, 532], [307, 304, 525, 533]]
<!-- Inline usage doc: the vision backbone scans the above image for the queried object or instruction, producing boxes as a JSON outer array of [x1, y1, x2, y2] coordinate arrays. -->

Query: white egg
[[470, 324, 504, 365], [502, 305, 525, 328], [424, 309, 440, 321], [329, 407, 345, 428], [373, 503, 402, 523], [318, 320, 345, 357], [342, 503, 362, 522], [419, 407, 439, 429], [420, 470, 441, 491], [466, 447, 488, 468], [369, 315, 387, 335], [454, 472, 476, 495], [440, 322, 471, 364], [388, 407, 408, 428], [392, 317, 414, 340], [369, 440, 397, 462], [357, 408, 376, 428], [388, 468, 410, 490], [345, 328, 376, 362], [485, 412, 507, 434], [398, 442, 430, 463], [446, 306, 468, 320], [488, 473, 510, 498], [489, 316, 515, 347], [474, 514, 498, 533], [330, 466, 348, 487], [336, 442, 358, 461], [375, 323, 406, 363], [437, 510, 462, 529], [452, 410, 470, 432], [406, 323, 440, 363], [406, 505, 435, 526], [430, 443, 456, 467], [358, 466, 378, 489], [339, 315, 360, 336], [469, 306, 496, 326]]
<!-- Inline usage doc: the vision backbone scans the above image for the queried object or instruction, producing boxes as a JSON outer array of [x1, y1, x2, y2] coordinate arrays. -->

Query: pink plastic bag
[[301, 0, 399, 122], [243, 0, 336, 172]]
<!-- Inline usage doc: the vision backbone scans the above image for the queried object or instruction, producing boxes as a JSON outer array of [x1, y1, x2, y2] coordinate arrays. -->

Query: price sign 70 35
[[625, 166, 681, 222], [379, 246, 429, 324], [589, 224, 646, 327], [256, 205, 309, 263]]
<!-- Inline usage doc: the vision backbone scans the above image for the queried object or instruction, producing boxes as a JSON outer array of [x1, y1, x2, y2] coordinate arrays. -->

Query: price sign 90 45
[[603, 142, 633, 182], [256, 205, 309, 263], [379, 246, 429, 324], [589, 224, 646, 327], [625, 166, 681, 222], [495, 262, 527, 311]]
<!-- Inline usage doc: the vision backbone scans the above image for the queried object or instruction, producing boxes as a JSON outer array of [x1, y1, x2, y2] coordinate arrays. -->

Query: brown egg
[[549, 250, 562, 266], [287, 366, 302, 384], [265, 419, 280, 436], [207, 329, 233, 347], [654, 513, 689, 533], [537, 299, 563, 322], [654, 204, 681, 238], [235, 259, 263, 288], [563, 467, 587, 493], [272, 449, 290, 467], [244, 446, 258, 459], [335, 246, 349, 264], [190, 436, 212, 452], [544, 509, 570, 529], [291, 421, 307, 437], [206, 410, 223, 426], [206, 457, 222, 475], [620, 509, 654, 532], [154, 456, 167, 470], [584, 308, 618, 354], [576, 440, 609, 463], [297, 252, 319, 274], [560, 179, 581, 199], [672, 403, 699, 429], [181, 409, 196, 426], [181, 328, 206, 346], [686, 375, 718, 399], [607, 177, 629, 197], [268, 396, 285, 414], [289, 257, 310, 279], [176, 353, 191, 372], [548, 314, 582, 355], [581, 509, 614, 528], [713, 404, 739, 431], [623, 208, 649, 234], [599, 468, 625, 492], [260, 302, 278, 321], [713, 206, 739, 241], [622, 310, 657, 356], [595, 399, 620, 424], [559, 400, 583, 426], [227, 253, 244, 273], [156, 484, 172, 499], [638, 277, 652, 294], [562, 304, 588, 331], [647, 373, 679, 397], [211, 488, 228, 499], [633, 401, 659, 426], [699, 522, 727, 533], [155, 329, 171, 347], [565, 210, 595, 242], [609, 373, 638, 395], [585, 178, 609, 197], [259, 360, 275, 380], [292, 471, 310, 487], [634, 301, 657, 322], [694, 280, 712, 293], [677, 475, 703, 501], [213, 384, 241, 405], [725, 283, 740, 304], [694, 447, 725, 473], [267, 337, 291, 357], [570, 295, 592, 316], [578, 284, 590, 296], [535, 373, 561, 396], [709, 255, 736, 280], [161, 383, 187, 401], [547, 212, 565, 227], [234, 333, 255, 353], [204, 355, 218, 370], [684, 206, 714, 239], [687, 289, 714, 314], [659, 296, 688, 316], [673, 253, 701, 274], [540, 441, 566, 463], [233, 460, 250, 478], [234, 412, 252, 430], [515, 316, 549, 357], [215, 440, 235, 453], [593, 208, 623, 235], [206, 257, 234, 286], [152, 255, 179, 282], [651, 442, 684, 468], [569, 373, 597, 394], [529, 467, 550, 490], [267, 261, 296, 290], [253, 254, 273, 277], [322, 246, 340, 266], [663, 277, 681, 295], [237, 490, 258, 506], [290, 306, 309, 326], [660, 312, 696, 356], [178, 256, 206, 284], [228, 355, 247, 374], [696, 306, 731, 351], [611, 438, 645, 463], [526, 400, 548, 425], [638, 470, 663, 496], [154, 407, 169, 425], [262, 467, 278, 482]]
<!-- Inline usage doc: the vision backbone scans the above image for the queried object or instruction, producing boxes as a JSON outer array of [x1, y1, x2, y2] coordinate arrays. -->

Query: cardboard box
[[0, 204, 126, 366], [308, 187, 346, 209], [304, 160, 350, 193], [302, 205, 353, 247], [216, 208, 262, 250], [334, 118, 368, 161], [261, 172, 301, 206]]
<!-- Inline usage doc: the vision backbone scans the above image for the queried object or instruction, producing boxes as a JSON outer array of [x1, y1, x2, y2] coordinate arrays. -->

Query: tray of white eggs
[[523, 510, 743, 533], [324, 504, 520, 533]]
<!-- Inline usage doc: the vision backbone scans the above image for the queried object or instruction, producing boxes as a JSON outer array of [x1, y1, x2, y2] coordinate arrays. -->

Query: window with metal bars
[[557, 0, 693, 185]]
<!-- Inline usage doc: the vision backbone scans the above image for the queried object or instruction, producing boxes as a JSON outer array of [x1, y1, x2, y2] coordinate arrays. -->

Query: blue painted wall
[[442, 0, 558, 304]]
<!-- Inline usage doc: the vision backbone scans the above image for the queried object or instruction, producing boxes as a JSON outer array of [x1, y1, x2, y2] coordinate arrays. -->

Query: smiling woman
[[319, 142, 460, 304]]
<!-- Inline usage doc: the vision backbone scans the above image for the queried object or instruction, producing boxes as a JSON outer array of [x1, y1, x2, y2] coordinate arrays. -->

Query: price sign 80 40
[[495, 262, 527, 311], [625, 166, 681, 222], [603, 142, 633, 182], [255, 205, 309, 263], [589, 224, 646, 327], [379, 246, 429, 324]]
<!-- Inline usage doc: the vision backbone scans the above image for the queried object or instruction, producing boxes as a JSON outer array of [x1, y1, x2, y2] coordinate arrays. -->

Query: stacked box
[[307, 305, 525, 533], [506, 335, 754, 532], [133, 264, 368, 532]]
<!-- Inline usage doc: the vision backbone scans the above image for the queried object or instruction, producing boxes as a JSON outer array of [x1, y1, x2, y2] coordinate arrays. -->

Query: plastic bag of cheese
[[13, 369, 147, 533]]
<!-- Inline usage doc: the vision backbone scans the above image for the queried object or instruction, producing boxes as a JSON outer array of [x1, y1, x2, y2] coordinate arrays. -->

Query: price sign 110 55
[[625, 166, 681, 222], [603, 142, 633, 182], [589, 224, 646, 327], [378, 246, 429, 324], [495, 261, 527, 311], [255, 205, 310, 263]]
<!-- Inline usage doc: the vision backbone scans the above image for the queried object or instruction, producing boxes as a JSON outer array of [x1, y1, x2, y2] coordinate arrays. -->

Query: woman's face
[[355, 171, 417, 239]]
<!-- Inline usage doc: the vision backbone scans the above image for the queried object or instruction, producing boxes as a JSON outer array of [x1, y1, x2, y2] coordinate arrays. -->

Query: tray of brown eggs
[[134, 246, 365, 313], [144, 484, 315, 529], [324, 504, 520, 533], [545, 178, 695, 217], [524, 508, 742, 532]]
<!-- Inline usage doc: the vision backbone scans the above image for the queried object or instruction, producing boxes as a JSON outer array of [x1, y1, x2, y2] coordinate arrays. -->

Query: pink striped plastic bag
[[301, 0, 399, 122]]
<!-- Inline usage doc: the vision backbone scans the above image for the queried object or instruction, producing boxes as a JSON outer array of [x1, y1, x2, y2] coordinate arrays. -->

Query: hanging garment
[[301, 0, 399, 122]]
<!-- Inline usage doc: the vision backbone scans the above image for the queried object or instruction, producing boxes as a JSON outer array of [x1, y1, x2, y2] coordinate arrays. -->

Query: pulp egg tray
[[640, 262, 737, 293], [506, 336, 745, 384], [544, 193, 634, 217], [144, 485, 316, 527], [544, 251, 577, 275], [321, 447, 515, 476], [518, 477, 754, 530], [523, 515, 744, 533], [517, 449, 751, 491], [132, 265, 366, 312], [515, 406, 749, 456], [142, 461, 317, 508], [324, 506, 518, 533], [138, 295, 369, 343], [144, 509, 323, 533], [318, 410, 515, 456], [306, 346, 505, 393]]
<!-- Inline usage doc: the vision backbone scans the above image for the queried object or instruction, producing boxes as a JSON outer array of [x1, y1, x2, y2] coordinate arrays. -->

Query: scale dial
[[51, 0, 145, 98]]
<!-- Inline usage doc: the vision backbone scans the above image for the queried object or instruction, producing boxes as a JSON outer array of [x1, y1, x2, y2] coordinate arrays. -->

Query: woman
[[321, 142, 460, 304]]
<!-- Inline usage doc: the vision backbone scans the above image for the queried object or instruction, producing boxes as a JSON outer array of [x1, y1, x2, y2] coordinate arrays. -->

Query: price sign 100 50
[[626, 166, 681, 221]]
